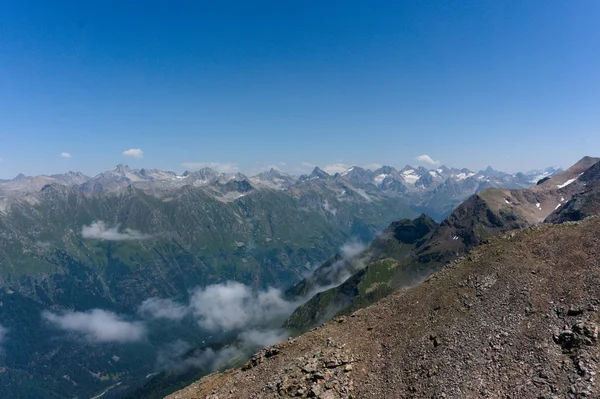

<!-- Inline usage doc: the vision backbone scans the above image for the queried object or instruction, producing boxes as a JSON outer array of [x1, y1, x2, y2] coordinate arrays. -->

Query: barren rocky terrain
[[167, 216, 600, 399]]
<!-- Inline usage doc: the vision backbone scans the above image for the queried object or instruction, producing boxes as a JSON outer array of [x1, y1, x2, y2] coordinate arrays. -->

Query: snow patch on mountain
[[374, 174, 388, 185], [401, 169, 420, 184], [455, 172, 476, 181], [557, 173, 583, 189]]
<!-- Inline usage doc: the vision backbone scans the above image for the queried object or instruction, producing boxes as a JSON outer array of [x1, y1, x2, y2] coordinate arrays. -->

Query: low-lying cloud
[[156, 328, 288, 374], [189, 282, 297, 331], [81, 221, 151, 241], [0, 324, 7, 348], [156, 340, 241, 374], [416, 154, 440, 165], [139, 282, 299, 333], [42, 309, 146, 343], [139, 298, 189, 321], [318, 240, 368, 291]]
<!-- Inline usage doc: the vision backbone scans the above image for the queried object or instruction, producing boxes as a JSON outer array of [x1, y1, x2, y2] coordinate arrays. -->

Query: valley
[[0, 162, 559, 398]]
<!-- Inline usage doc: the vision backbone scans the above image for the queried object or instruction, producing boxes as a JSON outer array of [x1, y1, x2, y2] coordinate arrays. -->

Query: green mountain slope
[[0, 182, 415, 398]]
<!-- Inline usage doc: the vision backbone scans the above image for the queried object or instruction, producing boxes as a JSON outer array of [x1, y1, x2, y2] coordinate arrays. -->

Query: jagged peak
[[373, 165, 398, 175], [114, 164, 131, 174], [309, 167, 330, 178]]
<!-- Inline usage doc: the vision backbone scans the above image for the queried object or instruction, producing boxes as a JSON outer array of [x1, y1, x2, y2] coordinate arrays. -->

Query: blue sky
[[1, 1, 599, 178]]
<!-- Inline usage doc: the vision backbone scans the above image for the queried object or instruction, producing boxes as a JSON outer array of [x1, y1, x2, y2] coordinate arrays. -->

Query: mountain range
[[166, 156, 600, 399], [0, 163, 561, 219], [284, 156, 598, 333], [0, 161, 564, 398]]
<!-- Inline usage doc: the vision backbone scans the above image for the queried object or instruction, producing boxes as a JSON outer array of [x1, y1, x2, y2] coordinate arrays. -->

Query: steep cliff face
[[167, 216, 600, 399], [545, 160, 600, 224]]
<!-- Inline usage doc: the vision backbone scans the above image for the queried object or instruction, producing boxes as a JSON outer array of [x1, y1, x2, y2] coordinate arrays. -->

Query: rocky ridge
[[167, 216, 600, 399], [282, 157, 600, 333]]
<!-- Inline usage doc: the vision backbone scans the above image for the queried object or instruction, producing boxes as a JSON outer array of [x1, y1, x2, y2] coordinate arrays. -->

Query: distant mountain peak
[[114, 164, 131, 174], [309, 167, 330, 179], [373, 166, 398, 175]]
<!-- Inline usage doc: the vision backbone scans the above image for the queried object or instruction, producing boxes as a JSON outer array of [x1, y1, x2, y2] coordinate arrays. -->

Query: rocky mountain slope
[[283, 157, 598, 332], [545, 159, 600, 224], [167, 214, 600, 399]]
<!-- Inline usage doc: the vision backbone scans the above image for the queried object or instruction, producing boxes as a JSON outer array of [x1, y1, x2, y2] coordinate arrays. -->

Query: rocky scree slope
[[167, 215, 600, 399]]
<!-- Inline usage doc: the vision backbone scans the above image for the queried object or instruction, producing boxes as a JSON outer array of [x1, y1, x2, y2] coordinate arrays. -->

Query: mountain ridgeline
[[283, 156, 600, 332], [167, 157, 600, 398], [0, 162, 563, 398]]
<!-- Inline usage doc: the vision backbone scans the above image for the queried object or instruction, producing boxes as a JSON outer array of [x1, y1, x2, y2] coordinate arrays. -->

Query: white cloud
[[189, 282, 297, 332], [81, 221, 151, 241], [363, 163, 383, 171], [156, 328, 289, 374], [237, 328, 288, 348], [60, 152, 72, 158], [317, 241, 368, 291], [301, 162, 315, 168], [42, 309, 146, 343], [123, 148, 144, 158], [182, 162, 239, 173], [0, 324, 7, 346], [323, 164, 351, 175], [416, 154, 440, 165], [139, 298, 189, 321]]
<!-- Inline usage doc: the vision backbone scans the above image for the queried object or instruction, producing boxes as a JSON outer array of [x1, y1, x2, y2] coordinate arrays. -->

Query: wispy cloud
[[141, 282, 298, 375], [123, 148, 144, 158], [300, 162, 315, 168], [182, 162, 239, 173], [60, 152, 72, 158], [323, 164, 351, 175], [0, 324, 7, 349], [139, 298, 189, 321], [81, 221, 151, 241], [42, 309, 146, 343], [415, 154, 440, 165], [363, 163, 383, 171], [156, 332, 284, 375]]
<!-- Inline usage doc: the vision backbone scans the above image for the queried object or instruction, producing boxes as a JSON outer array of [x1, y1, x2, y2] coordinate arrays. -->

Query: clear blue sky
[[1, 0, 599, 178]]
